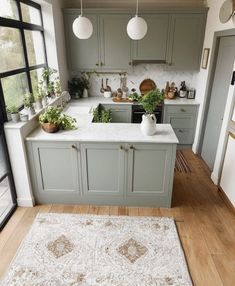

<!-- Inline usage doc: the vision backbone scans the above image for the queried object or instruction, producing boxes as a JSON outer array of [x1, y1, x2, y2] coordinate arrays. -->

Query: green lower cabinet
[[80, 143, 125, 205], [27, 141, 81, 204], [126, 143, 176, 207]]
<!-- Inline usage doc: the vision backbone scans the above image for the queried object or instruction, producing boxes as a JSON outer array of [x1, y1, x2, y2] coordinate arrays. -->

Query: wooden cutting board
[[112, 98, 132, 103], [139, 79, 157, 94]]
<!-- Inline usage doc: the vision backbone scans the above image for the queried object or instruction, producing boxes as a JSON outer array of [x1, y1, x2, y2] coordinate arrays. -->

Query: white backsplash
[[71, 64, 199, 97]]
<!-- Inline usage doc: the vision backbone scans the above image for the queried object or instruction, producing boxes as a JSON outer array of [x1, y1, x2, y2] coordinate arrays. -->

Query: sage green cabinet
[[163, 104, 198, 145], [100, 14, 132, 70], [126, 143, 175, 206], [101, 104, 132, 123], [133, 14, 169, 62], [167, 14, 206, 69], [64, 13, 99, 70], [81, 143, 125, 204], [27, 141, 81, 204]]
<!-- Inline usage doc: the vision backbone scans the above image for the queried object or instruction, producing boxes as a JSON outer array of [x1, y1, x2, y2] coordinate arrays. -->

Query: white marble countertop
[[26, 99, 179, 144]]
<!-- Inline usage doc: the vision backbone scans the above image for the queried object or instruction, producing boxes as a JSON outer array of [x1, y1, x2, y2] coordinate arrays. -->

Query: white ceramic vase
[[83, 88, 88, 98], [11, 112, 20, 123], [140, 113, 157, 136], [35, 99, 43, 110]]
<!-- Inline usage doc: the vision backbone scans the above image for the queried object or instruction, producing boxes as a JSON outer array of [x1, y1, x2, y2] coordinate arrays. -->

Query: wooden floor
[[0, 150, 234, 285]]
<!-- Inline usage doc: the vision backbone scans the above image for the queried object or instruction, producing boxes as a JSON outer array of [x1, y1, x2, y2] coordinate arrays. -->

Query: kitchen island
[[26, 100, 179, 207]]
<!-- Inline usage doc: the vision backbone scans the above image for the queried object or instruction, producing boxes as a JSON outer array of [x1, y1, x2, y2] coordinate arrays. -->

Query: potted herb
[[54, 78, 62, 96], [138, 89, 164, 136], [7, 105, 20, 123], [41, 67, 57, 97], [23, 92, 35, 116], [39, 106, 77, 133], [34, 93, 43, 110]]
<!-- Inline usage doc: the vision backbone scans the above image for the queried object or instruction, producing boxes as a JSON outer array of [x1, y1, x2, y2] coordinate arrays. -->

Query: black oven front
[[132, 104, 163, 124]]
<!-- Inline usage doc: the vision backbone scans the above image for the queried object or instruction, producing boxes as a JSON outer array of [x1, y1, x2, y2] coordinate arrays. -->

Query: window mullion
[[17, 1, 33, 94]]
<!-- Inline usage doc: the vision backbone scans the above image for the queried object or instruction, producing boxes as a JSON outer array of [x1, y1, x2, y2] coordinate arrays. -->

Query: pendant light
[[72, 0, 93, 39], [127, 0, 147, 40]]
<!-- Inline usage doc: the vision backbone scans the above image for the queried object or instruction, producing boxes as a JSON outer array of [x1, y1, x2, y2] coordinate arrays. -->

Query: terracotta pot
[[41, 123, 60, 133]]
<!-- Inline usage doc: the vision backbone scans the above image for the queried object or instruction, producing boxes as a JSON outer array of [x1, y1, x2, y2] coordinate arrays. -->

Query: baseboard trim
[[218, 187, 235, 213], [17, 197, 35, 207], [211, 172, 219, 185]]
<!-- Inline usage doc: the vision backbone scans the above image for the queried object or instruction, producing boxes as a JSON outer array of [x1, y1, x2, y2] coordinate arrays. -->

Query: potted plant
[[38, 83, 48, 107], [7, 105, 20, 123], [41, 67, 57, 97], [23, 92, 35, 116], [138, 89, 164, 136], [34, 93, 43, 110], [54, 78, 62, 96], [39, 106, 77, 133], [68, 75, 90, 98]]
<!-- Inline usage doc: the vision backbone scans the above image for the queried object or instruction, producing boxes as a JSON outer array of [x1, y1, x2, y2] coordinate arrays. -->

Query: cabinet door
[[133, 14, 169, 61], [100, 14, 132, 70], [81, 143, 125, 200], [168, 14, 206, 69], [64, 13, 99, 70], [102, 104, 132, 123], [126, 144, 176, 207], [29, 142, 81, 203]]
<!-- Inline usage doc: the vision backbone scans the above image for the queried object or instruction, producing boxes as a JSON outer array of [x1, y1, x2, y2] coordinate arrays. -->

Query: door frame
[[199, 29, 235, 173]]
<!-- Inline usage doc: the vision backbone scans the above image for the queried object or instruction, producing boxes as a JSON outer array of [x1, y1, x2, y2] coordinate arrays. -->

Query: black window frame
[[0, 0, 48, 123]]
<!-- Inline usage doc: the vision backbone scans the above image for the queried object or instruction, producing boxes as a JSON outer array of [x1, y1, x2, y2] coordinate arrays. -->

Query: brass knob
[[120, 145, 123, 150], [129, 61, 132, 66], [178, 130, 183, 133], [95, 63, 99, 66], [71, 144, 77, 150], [180, 109, 186, 112], [129, 145, 135, 150]]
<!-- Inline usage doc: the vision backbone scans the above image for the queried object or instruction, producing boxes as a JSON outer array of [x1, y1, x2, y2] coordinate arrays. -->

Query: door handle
[[231, 71, 235, 85], [71, 144, 78, 150], [229, 132, 235, 140]]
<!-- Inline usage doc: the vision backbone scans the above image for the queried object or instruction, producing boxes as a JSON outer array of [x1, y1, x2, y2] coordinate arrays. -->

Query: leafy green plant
[[138, 89, 164, 114], [39, 106, 77, 130], [68, 75, 90, 96], [7, 105, 18, 114], [34, 93, 42, 101], [23, 92, 35, 108], [92, 105, 111, 123]]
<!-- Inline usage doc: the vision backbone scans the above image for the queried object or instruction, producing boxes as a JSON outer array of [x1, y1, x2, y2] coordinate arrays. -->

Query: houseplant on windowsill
[[34, 93, 43, 110], [7, 105, 20, 123], [24, 92, 35, 116], [138, 89, 164, 136], [39, 106, 77, 133]]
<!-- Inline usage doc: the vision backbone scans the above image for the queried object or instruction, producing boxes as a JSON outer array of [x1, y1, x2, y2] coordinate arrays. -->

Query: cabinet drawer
[[173, 128, 194, 144], [167, 114, 196, 129], [165, 105, 197, 114]]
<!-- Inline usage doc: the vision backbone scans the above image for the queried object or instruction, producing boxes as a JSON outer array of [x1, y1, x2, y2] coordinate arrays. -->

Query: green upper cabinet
[[64, 13, 99, 70], [167, 13, 206, 69], [132, 14, 169, 62], [99, 14, 132, 70]]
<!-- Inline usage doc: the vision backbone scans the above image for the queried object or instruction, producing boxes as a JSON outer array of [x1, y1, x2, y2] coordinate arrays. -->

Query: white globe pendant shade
[[127, 15, 148, 40], [72, 16, 93, 39]]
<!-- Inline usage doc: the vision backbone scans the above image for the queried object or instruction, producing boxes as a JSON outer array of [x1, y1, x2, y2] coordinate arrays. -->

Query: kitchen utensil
[[106, 78, 112, 91], [104, 91, 112, 98], [122, 75, 129, 93], [100, 78, 105, 93], [139, 79, 156, 95]]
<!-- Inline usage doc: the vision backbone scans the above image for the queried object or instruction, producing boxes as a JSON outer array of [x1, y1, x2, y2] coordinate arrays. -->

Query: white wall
[[193, 0, 235, 184], [36, 0, 69, 90]]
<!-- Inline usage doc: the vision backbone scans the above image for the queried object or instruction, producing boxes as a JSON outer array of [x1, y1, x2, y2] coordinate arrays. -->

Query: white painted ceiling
[[62, 0, 207, 9]]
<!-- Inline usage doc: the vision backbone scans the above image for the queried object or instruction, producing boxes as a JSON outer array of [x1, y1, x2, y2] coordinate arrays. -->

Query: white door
[[201, 36, 235, 170], [220, 132, 235, 207]]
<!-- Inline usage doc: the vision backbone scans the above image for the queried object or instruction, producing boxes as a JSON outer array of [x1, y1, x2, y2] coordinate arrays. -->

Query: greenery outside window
[[0, 0, 47, 121]]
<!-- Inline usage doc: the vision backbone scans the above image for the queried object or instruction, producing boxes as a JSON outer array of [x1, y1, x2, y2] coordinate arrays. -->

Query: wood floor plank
[[127, 207, 139, 216], [109, 206, 118, 215], [97, 206, 110, 215]]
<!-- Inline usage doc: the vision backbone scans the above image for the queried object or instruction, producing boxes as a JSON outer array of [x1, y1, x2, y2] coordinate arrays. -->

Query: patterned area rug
[[175, 150, 192, 173], [0, 214, 192, 286]]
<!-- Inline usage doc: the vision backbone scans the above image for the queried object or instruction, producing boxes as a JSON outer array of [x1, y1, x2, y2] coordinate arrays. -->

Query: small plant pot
[[27, 106, 36, 117], [11, 112, 20, 123], [35, 99, 43, 110], [41, 123, 60, 133]]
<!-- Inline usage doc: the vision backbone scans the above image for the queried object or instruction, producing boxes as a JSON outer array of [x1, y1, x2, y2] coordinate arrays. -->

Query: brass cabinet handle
[[180, 109, 186, 112], [178, 130, 183, 133], [129, 61, 132, 66], [71, 144, 77, 150], [100, 62, 104, 66], [120, 145, 124, 150], [95, 63, 99, 66], [229, 132, 235, 140], [129, 145, 135, 150]]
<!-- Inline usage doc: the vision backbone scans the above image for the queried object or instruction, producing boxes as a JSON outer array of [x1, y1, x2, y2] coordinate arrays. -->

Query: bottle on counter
[[179, 81, 187, 98], [164, 81, 170, 98]]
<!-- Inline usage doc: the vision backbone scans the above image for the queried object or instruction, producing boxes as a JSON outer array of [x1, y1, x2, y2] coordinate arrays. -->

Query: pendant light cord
[[136, 0, 139, 16], [80, 0, 83, 16]]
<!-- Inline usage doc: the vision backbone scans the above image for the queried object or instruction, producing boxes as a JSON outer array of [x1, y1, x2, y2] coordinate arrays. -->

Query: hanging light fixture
[[72, 0, 93, 39], [127, 0, 147, 40]]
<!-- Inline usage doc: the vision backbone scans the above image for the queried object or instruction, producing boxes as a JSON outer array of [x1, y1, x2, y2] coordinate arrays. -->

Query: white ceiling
[[62, 0, 207, 9]]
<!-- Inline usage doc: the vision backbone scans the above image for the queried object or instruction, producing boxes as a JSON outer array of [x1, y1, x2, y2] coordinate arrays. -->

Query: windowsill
[[4, 96, 63, 130]]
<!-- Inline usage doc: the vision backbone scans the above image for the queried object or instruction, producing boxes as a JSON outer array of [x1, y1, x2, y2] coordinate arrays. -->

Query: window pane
[[21, 2, 41, 26], [0, 0, 19, 20], [25, 30, 45, 66], [30, 68, 43, 95], [0, 176, 13, 225], [0, 136, 7, 179], [0, 27, 25, 73], [2, 73, 28, 108]]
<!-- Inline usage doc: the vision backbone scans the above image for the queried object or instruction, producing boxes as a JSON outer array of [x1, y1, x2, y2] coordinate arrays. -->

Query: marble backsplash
[[70, 64, 199, 97]]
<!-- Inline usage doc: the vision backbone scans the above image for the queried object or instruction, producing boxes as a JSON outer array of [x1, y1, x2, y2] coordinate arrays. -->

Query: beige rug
[[0, 214, 192, 286]]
